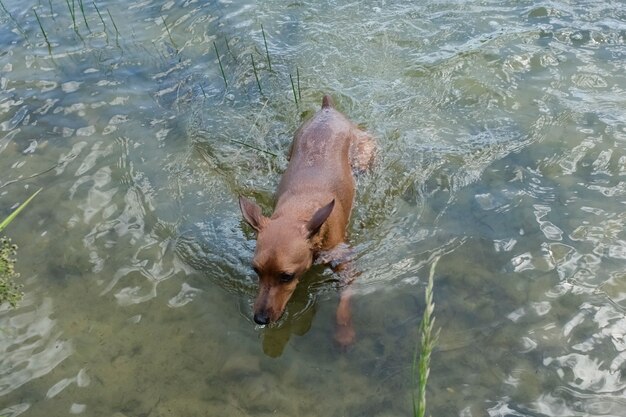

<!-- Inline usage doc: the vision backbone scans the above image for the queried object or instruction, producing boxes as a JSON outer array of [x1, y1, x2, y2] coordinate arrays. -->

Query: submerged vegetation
[[213, 41, 228, 88], [0, 1, 306, 306], [0, 0, 304, 168], [0, 0, 301, 112], [412, 257, 440, 417], [0, 189, 42, 308], [261, 24, 272, 72], [0, 237, 21, 308]]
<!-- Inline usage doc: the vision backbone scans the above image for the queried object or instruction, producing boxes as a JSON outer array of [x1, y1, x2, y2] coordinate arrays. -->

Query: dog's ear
[[306, 199, 335, 239], [239, 196, 267, 232]]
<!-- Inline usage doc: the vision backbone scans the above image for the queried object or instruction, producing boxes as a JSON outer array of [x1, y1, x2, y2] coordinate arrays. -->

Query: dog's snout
[[253, 311, 270, 325]]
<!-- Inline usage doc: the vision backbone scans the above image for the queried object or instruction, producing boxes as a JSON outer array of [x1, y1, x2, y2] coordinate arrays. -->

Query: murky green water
[[1, 0, 626, 415]]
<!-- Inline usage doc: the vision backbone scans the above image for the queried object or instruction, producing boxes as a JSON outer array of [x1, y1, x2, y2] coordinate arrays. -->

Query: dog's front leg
[[317, 243, 359, 348], [335, 283, 356, 348]]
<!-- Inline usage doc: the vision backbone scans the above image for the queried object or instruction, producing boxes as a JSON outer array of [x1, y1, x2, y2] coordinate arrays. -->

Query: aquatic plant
[[92, 1, 106, 32], [289, 67, 302, 104], [227, 139, 277, 157], [289, 73, 298, 105], [0, 189, 42, 233], [0, 188, 42, 308], [224, 36, 235, 60], [33, 8, 52, 52], [296, 67, 301, 101], [412, 256, 440, 417], [106, 8, 120, 42], [0, 0, 29, 41], [251, 53, 263, 94], [0, 237, 21, 308], [78, 0, 91, 33], [261, 24, 272, 71], [214, 41, 228, 88], [65, 0, 78, 33], [161, 13, 178, 53]]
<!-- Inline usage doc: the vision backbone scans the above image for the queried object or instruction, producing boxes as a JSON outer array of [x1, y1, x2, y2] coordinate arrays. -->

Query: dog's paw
[[334, 323, 356, 349], [334, 289, 355, 349]]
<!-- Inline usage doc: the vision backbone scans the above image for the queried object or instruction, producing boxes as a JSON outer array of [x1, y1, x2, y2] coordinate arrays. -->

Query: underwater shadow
[[256, 265, 332, 357], [175, 221, 334, 357]]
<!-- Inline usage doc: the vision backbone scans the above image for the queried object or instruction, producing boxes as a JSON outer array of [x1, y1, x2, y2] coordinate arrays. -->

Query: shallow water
[[1, 0, 626, 415]]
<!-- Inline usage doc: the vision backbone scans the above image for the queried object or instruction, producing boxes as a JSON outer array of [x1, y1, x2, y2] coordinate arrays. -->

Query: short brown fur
[[239, 95, 374, 347]]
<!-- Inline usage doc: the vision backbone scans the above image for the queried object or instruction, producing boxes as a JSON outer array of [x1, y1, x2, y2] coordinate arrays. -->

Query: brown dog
[[239, 95, 374, 346]]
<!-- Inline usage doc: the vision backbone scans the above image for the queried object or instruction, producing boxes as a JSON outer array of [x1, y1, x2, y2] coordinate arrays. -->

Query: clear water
[[1, 0, 626, 415]]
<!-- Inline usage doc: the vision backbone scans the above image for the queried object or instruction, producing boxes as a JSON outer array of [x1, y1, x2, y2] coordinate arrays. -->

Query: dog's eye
[[252, 266, 260, 276], [279, 273, 295, 283]]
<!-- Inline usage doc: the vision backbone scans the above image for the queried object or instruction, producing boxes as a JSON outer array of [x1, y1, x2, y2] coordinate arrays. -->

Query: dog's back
[[239, 95, 374, 344], [275, 96, 357, 250]]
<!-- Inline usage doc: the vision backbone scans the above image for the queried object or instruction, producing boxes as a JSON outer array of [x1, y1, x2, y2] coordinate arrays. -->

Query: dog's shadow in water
[[175, 229, 330, 357], [257, 265, 333, 358]]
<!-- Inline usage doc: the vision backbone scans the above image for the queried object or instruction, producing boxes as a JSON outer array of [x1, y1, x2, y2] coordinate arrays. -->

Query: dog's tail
[[321, 95, 335, 109]]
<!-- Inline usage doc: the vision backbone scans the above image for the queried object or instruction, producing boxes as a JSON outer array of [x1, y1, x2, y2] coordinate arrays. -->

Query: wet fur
[[239, 95, 375, 347]]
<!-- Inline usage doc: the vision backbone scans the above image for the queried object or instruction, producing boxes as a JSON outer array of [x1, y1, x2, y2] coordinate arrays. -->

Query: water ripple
[[0, 298, 72, 397], [1, 0, 626, 415]]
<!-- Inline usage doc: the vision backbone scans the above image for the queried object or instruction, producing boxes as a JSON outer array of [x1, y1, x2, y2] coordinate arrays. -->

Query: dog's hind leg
[[349, 129, 376, 174]]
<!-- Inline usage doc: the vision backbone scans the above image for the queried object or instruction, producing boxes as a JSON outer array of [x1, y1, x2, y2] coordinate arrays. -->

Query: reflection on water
[[1, 0, 626, 415], [0, 298, 72, 398]]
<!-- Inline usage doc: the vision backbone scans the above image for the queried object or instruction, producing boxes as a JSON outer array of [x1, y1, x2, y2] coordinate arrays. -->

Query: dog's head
[[239, 196, 335, 325]]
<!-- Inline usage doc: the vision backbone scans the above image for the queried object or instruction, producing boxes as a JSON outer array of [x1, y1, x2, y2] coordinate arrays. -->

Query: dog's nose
[[253, 311, 270, 325]]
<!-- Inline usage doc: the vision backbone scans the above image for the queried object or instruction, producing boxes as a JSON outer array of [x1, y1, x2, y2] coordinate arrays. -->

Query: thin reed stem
[[0, 1, 10, 16], [0, 0, 10, 16], [229, 139, 277, 157], [48, 0, 54, 20], [161, 14, 178, 52], [261, 24, 272, 71], [214, 41, 228, 88], [65, 0, 77, 33], [33, 8, 52, 52], [0, 0, 29, 41], [92, 1, 107, 33], [251, 54, 262, 95], [224, 35, 235, 59], [289, 73, 298, 105], [106, 8, 119, 43], [78, 0, 91, 32], [296, 67, 301, 100]]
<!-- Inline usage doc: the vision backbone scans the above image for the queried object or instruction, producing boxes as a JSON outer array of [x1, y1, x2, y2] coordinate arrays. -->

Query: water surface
[[1, 0, 626, 416]]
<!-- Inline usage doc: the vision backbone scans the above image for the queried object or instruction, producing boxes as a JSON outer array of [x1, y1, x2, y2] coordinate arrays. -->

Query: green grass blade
[[412, 256, 440, 417], [0, 188, 42, 232], [228, 139, 276, 157], [92, 1, 107, 38], [251, 54, 262, 94], [214, 41, 228, 88], [106, 8, 120, 43], [78, 0, 91, 32], [261, 24, 272, 71], [199, 84, 207, 99], [33, 8, 52, 52], [0, 0, 10, 15], [65, 0, 77, 32], [0, 0, 30, 41], [290, 73, 298, 105], [161, 13, 178, 52], [224, 36, 235, 59], [296, 67, 301, 100], [92, 1, 105, 27]]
